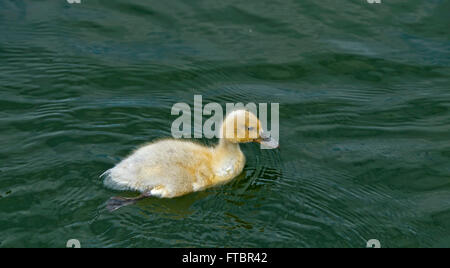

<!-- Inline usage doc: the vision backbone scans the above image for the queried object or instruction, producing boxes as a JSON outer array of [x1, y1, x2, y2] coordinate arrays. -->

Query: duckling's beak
[[255, 131, 279, 149]]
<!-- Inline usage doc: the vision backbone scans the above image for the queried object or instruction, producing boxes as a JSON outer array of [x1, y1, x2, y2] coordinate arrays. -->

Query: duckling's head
[[220, 109, 278, 148]]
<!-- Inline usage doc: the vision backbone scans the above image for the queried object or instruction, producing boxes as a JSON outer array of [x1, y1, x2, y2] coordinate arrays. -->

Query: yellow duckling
[[102, 109, 278, 211]]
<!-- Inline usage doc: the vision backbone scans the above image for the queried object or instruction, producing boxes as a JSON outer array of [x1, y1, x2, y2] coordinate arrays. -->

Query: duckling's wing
[[102, 139, 213, 195]]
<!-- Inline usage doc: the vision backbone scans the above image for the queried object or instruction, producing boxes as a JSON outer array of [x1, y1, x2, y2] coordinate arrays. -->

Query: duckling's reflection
[[118, 172, 249, 219], [223, 212, 253, 230], [133, 190, 213, 219]]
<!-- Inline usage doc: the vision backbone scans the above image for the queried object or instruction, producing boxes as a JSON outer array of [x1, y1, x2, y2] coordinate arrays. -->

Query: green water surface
[[0, 0, 449, 248]]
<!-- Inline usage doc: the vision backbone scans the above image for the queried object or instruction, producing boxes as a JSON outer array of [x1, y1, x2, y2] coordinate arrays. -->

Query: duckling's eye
[[247, 127, 255, 131]]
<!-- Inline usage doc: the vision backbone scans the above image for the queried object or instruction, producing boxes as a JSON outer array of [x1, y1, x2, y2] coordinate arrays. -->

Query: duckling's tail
[[99, 169, 111, 179]]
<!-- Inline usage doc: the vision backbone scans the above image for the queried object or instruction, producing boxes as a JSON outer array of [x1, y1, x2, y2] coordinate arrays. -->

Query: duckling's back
[[103, 139, 215, 198]]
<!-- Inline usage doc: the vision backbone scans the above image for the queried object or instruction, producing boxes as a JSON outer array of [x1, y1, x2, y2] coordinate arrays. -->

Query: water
[[0, 0, 449, 248]]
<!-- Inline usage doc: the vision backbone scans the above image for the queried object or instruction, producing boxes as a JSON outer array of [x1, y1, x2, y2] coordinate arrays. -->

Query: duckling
[[102, 109, 278, 211]]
